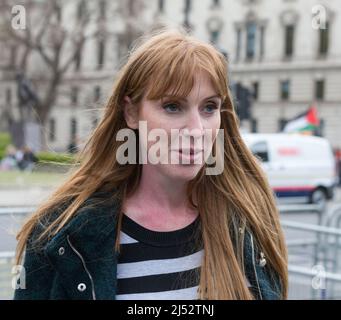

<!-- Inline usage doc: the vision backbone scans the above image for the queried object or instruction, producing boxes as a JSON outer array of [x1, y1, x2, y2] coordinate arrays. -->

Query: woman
[[14, 28, 288, 300]]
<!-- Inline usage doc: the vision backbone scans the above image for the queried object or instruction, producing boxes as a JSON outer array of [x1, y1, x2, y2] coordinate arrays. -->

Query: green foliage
[[37, 151, 76, 164], [0, 132, 12, 160]]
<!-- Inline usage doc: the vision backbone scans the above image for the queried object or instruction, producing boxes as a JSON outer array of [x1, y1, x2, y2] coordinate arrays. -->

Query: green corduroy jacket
[[13, 192, 283, 300]]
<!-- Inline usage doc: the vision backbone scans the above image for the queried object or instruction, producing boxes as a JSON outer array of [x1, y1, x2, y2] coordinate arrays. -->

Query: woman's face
[[124, 71, 222, 182]]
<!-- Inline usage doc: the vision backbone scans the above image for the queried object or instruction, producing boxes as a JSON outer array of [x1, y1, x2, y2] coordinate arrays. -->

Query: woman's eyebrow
[[163, 94, 221, 102]]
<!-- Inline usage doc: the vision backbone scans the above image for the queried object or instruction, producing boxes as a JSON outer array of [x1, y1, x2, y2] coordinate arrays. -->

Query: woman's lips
[[172, 149, 204, 164], [178, 148, 203, 155]]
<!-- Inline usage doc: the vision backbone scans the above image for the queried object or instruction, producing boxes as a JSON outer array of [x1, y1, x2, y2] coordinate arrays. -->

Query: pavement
[[0, 187, 55, 207]]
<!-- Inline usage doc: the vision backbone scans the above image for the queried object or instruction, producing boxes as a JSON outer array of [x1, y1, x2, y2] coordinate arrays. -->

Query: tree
[[116, 0, 147, 59], [0, 0, 98, 150]]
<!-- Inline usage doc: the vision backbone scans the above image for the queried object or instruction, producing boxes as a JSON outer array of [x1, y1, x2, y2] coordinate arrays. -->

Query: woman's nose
[[183, 110, 205, 135]]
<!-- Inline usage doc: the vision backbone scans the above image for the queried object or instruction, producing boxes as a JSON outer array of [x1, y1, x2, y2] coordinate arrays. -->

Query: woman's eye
[[163, 103, 181, 113], [203, 104, 218, 114]]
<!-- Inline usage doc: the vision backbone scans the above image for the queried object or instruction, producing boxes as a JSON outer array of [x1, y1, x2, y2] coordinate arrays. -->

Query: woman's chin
[[163, 163, 203, 182]]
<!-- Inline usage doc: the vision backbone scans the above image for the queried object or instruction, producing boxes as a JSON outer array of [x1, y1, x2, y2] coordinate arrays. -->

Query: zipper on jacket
[[66, 235, 97, 300], [250, 233, 263, 300]]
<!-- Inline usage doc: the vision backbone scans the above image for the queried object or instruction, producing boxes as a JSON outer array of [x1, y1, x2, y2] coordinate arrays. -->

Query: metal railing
[[0, 251, 15, 300], [0, 207, 36, 216], [0, 207, 33, 300], [280, 203, 341, 299]]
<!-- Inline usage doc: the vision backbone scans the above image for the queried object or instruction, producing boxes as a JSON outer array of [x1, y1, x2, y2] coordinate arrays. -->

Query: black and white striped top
[[116, 214, 203, 300]]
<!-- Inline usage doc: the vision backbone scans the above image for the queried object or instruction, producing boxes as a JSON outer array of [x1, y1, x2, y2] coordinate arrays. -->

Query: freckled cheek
[[151, 120, 175, 132], [202, 114, 221, 136], [139, 109, 174, 130], [210, 112, 221, 129], [137, 116, 175, 152], [142, 115, 179, 142], [203, 116, 221, 153]]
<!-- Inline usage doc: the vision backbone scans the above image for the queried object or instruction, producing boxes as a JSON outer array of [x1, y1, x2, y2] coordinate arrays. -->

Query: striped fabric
[[116, 214, 203, 300]]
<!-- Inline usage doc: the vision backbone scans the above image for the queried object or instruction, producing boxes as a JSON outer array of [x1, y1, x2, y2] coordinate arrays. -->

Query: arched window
[[246, 21, 257, 60]]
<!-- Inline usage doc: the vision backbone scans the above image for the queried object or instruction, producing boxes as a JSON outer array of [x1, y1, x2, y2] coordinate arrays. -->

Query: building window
[[5, 88, 12, 105], [99, 0, 106, 19], [280, 80, 290, 100], [210, 30, 220, 45], [71, 86, 79, 105], [97, 38, 105, 69], [278, 118, 288, 132], [235, 27, 242, 62], [54, 4, 62, 22], [74, 48, 82, 71], [127, 0, 136, 16], [71, 118, 77, 140], [158, 0, 165, 13], [251, 118, 258, 133], [315, 79, 325, 101], [259, 25, 265, 59], [319, 21, 329, 56], [9, 45, 17, 67], [49, 118, 56, 142], [183, 0, 191, 29], [77, 0, 87, 21], [94, 86, 101, 102], [184, 0, 192, 13], [252, 81, 259, 101], [246, 22, 256, 60], [284, 25, 295, 58]]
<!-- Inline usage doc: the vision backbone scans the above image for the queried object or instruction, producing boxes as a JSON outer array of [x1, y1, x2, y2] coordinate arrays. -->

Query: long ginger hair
[[15, 27, 288, 299]]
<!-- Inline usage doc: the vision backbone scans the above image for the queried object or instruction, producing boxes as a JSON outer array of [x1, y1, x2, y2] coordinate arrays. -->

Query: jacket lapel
[[44, 195, 121, 299]]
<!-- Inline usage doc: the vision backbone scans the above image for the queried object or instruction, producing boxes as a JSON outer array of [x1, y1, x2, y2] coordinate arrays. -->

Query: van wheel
[[310, 188, 327, 208]]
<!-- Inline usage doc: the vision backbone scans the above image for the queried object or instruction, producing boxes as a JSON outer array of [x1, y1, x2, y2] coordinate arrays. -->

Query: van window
[[250, 141, 269, 162]]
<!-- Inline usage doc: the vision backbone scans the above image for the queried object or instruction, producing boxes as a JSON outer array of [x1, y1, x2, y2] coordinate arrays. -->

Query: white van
[[241, 133, 338, 206]]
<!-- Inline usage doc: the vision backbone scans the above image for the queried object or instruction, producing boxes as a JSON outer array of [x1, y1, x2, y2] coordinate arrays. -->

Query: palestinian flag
[[283, 106, 320, 134]]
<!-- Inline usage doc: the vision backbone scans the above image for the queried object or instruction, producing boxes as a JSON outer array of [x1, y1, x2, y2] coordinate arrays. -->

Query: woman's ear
[[123, 96, 139, 129]]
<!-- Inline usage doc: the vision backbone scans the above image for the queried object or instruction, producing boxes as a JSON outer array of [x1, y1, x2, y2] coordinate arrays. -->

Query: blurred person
[[15, 147, 24, 167], [67, 136, 79, 154], [0, 144, 18, 171], [17, 146, 38, 172], [14, 28, 288, 300]]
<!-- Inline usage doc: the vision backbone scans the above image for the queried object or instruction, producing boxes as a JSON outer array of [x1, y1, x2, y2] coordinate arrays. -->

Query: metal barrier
[[0, 207, 33, 300], [0, 207, 36, 216], [0, 251, 15, 300], [280, 203, 341, 299], [288, 265, 341, 299]]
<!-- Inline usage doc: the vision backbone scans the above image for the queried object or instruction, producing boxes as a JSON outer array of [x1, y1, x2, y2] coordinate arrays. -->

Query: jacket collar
[[43, 193, 120, 299], [45, 192, 121, 261]]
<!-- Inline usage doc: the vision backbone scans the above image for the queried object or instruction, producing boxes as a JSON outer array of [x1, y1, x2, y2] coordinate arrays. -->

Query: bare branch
[[59, 31, 98, 74]]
